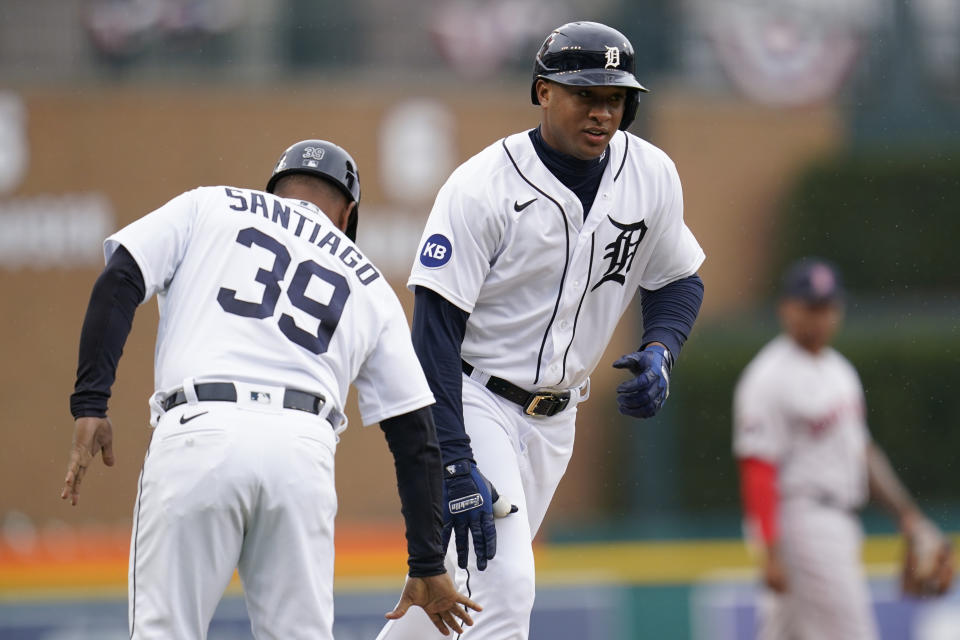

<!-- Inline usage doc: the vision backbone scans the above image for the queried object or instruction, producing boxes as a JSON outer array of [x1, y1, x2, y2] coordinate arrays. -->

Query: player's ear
[[536, 79, 551, 107]]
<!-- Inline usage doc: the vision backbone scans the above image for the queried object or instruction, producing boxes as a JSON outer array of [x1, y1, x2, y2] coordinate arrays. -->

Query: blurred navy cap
[[781, 258, 845, 303]]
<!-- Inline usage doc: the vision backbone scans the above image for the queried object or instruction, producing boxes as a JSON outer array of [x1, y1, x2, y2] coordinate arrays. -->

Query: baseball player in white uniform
[[377, 22, 706, 639], [734, 258, 952, 640], [60, 140, 480, 639]]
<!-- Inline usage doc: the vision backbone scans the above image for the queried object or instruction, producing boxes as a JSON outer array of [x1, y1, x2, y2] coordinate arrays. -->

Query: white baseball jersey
[[115, 185, 435, 639], [106, 185, 434, 429], [407, 129, 705, 391], [381, 129, 704, 640], [733, 335, 871, 510]]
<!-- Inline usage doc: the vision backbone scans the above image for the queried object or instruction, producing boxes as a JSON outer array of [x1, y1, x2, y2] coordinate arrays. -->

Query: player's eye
[[577, 90, 591, 98]]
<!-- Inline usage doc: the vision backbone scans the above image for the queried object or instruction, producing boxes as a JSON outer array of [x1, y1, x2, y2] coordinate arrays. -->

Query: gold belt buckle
[[524, 392, 563, 416]]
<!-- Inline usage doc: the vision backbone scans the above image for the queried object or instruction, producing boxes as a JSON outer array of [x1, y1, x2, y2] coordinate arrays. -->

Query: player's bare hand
[[61, 417, 115, 506], [763, 545, 789, 593], [385, 573, 482, 636]]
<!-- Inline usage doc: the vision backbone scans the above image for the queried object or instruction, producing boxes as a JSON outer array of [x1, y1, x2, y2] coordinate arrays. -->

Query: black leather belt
[[462, 361, 570, 417], [162, 382, 341, 425]]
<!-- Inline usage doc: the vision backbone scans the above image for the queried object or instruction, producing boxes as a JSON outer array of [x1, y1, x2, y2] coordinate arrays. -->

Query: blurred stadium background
[[1, 0, 959, 638]]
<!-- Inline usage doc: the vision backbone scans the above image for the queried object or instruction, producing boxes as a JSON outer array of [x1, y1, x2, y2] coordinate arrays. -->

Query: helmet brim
[[537, 69, 648, 93]]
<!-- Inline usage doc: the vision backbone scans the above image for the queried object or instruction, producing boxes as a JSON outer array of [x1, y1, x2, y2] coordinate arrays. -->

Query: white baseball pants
[[758, 500, 878, 640], [377, 374, 580, 640], [128, 385, 339, 639]]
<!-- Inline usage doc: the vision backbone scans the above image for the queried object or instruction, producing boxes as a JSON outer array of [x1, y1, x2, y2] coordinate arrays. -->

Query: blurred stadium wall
[[1, 1, 958, 638]]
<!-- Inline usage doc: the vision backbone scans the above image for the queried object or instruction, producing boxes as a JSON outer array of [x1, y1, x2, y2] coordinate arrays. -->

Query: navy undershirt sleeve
[[411, 286, 474, 466], [380, 406, 446, 577], [639, 273, 704, 361], [70, 245, 146, 419]]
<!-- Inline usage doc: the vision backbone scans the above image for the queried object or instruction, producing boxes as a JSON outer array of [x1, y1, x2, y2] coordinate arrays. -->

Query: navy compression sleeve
[[380, 406, 446, 577], [70, 245, 146, 419], [411, 286, 474, 466], [639, 273, 704, 360]]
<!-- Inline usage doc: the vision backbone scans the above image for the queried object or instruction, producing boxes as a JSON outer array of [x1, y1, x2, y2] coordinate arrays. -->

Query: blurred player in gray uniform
[[378, 21, 706, 639], [734, 258, 953, 640], [60, 139, 479, 639]]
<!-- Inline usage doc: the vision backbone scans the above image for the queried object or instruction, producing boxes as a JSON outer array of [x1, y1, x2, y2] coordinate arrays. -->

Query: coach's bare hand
[[61, 417, 115, 506], [385, 573, 481, 636]]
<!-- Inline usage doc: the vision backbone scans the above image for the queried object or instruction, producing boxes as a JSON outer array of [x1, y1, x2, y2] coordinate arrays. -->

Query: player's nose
[[587, 101, 613, 123]]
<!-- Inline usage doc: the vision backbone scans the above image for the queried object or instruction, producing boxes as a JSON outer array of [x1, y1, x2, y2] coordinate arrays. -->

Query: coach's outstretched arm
[[61, 245, 145, 505], [380, 406, 482, 635]]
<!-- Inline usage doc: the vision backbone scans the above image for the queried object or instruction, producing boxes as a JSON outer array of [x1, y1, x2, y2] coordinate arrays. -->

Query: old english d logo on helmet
[[530, 21, 648, 131], [604, 46, 621, 69]]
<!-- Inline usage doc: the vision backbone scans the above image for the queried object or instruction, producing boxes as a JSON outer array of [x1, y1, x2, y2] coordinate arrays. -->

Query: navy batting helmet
[[265, 139, 361, 242], [531, 21, 648, 131]]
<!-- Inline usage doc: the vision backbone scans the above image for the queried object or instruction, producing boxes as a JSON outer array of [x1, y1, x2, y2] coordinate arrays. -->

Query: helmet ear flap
[[345, 206, 358, 242], [619, 89, 640, 131]]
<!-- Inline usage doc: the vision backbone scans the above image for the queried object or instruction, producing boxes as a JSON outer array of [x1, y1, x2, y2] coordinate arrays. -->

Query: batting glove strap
[[647, 343, 674, 371], [443, 459, 475, 478]]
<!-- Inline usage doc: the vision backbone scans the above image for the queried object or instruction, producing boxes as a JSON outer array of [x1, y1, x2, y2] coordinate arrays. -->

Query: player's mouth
[[583, 128, 609, 144]]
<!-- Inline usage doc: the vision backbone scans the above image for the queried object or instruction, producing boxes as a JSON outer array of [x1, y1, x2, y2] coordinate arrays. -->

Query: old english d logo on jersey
[[592, 216, 647, 290], [419, 233, 452, 268]]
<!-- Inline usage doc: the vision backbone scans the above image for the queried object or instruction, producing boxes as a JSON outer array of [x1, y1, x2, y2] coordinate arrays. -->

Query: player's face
[[779, 298, 843, 353], [537, 81, 626, 160]]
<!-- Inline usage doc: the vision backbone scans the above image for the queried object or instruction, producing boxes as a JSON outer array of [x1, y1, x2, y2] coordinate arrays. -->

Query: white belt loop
[[181, 378, 199, 405], [315, 399, 334, 423], [467, 364, 492, 386], [148, 392, 165, 427], [578, 377, 591, 404]]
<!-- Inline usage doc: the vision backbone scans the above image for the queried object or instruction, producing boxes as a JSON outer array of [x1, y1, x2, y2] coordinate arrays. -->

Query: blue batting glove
[[612, 345, 672, 419], [441, 459, 516, 571]]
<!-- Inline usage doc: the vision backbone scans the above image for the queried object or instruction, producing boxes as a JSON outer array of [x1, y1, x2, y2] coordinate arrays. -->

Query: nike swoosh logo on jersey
[[179, 411, 209, 424], [514, 198, 537, 212]]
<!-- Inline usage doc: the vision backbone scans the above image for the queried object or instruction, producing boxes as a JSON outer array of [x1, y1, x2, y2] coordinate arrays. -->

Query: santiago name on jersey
[[408, 129, 705, 391], [106, 186, 434, 430]]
